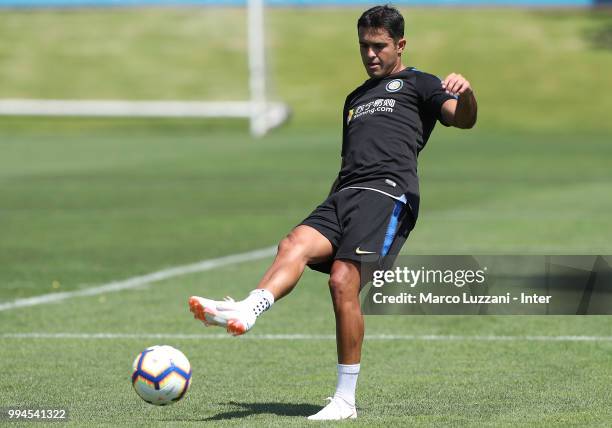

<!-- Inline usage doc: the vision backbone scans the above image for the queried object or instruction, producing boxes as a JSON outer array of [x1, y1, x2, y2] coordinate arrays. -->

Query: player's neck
[[375, 62, 406, 80], [389, 62, 407, 76], [369, 62, 407, 81]]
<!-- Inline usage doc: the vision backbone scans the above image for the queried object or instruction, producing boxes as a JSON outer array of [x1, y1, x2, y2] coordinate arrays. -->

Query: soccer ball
[[131, 345, 192, 406]]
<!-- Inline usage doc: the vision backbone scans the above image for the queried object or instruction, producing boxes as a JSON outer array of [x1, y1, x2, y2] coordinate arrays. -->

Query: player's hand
[[442, 73, 473, 98]]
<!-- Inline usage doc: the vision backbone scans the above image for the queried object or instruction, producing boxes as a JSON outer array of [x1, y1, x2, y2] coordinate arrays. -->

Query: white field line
[[1, 333, 612, 342], [0, 246, 277, 312]]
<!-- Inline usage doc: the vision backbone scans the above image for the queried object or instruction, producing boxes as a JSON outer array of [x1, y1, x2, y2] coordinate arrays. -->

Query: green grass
[[0, 8, 612, 132], [1, 127, 611, 426], [1, 7, 612, 427], [1, 129, 610, 300], [2, 263, 612, 426]]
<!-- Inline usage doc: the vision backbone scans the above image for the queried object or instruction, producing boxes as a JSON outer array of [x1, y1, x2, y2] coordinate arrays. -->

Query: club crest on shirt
[[385, 79, 403, 92]]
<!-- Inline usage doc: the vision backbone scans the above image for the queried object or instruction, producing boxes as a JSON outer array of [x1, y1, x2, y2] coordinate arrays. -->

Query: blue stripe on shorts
[[381, 200, 403, 257]]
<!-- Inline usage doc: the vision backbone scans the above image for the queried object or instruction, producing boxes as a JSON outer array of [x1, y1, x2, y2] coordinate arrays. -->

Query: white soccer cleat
[[188, 295, 256, 336], [307, 397, 357, 421]]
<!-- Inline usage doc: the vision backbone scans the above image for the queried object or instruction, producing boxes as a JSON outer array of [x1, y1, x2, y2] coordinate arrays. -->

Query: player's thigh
[[298, 193, 343, 269], [285, 224, 334, 265]]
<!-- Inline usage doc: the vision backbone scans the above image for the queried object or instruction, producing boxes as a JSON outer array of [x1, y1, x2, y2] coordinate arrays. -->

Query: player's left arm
[[440, 73, 477, 129]]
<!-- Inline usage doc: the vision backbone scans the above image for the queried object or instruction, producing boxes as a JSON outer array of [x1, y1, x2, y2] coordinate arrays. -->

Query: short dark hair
[[357, 5, 404, 42]]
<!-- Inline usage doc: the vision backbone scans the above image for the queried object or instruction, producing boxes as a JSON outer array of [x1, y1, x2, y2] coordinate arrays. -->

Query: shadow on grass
[[203, 401, 321, 421]]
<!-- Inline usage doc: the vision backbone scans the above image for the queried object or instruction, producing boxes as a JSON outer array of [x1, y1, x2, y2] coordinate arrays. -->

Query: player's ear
[[396, 38, 406, 54]]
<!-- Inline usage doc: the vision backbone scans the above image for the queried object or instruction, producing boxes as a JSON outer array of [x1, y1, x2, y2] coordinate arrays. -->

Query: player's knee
[[328, 275, 344, 301], [328, 266, 359, 303], [277, 232, 305, 259]]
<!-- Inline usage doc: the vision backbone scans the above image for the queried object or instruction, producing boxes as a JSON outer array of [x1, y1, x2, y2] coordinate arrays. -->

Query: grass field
[[1, 7, 612, 427]]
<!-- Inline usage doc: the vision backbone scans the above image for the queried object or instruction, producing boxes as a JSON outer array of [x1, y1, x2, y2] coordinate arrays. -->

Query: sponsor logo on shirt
[[347, 109, 354, 125], [348, 98, 396, 123], [386, 79, 403, 92]]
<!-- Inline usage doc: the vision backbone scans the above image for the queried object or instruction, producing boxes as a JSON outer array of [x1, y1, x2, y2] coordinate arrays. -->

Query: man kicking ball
[[189, 5, 477, 420]]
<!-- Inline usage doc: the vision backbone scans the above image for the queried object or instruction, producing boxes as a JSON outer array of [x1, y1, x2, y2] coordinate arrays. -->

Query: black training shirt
[[337, 67, 455, 219]]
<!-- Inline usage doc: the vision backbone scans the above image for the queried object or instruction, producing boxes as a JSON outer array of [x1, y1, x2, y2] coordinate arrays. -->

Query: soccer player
[[189, 5, 477, 420]]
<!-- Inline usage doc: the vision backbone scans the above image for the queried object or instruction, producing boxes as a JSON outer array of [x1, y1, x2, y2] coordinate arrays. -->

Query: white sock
[[244, 289, 275, 318], [333, 363, 360, 407]]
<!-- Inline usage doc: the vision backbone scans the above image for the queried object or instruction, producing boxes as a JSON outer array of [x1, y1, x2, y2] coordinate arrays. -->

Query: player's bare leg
[[308, 259, 361, 420], [329, 259, 364, 364], [254, 225, 334, 299], [189, 225, 333, 335]]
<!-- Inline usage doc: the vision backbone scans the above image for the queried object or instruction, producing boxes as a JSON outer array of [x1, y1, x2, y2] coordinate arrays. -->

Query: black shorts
[[300, 188, 416, 275]]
